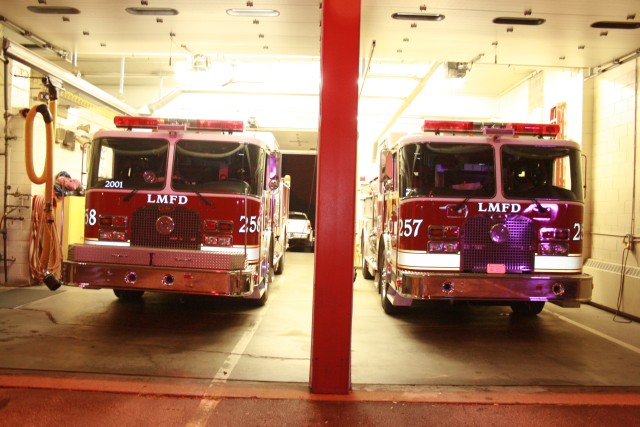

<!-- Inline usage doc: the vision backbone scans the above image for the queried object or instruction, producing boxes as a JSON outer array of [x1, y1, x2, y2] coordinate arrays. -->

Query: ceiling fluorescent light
[[493, 17, 545, 25], [227, 9, 280, 17], [591, 21, 640, 29], [126, 8, 179, 16], [27, 6, 80, 14], [392, 12, 445, 21]]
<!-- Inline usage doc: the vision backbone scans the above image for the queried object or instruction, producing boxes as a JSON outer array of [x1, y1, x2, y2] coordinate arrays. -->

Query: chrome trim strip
[[534, 255, 583, 272], [396, 250, 460, 269]]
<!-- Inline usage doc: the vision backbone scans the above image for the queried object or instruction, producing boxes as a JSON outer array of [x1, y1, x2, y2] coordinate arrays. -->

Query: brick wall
[[1, 60, 113, 285], [589, 60, 639, 264]]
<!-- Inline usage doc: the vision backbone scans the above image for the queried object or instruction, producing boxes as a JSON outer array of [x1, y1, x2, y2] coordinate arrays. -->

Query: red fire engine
[[360, 120, 592, 315], [62, 116, 289, 306]]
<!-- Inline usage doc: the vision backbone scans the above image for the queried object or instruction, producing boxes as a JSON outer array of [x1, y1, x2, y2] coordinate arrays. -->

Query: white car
[[287, 211, 314, 251]]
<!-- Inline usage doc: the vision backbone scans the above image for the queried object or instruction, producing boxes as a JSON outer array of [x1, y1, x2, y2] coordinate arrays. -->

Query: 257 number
[[239, 215, 260, 233], [400, 218, 423, 238]]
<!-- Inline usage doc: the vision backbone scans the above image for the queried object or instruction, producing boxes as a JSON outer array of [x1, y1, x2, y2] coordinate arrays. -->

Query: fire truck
[[62, 116, 289, 306], [360, 120, 592, 315]]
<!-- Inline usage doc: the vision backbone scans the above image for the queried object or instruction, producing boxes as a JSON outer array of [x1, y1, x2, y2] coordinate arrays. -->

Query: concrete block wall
[[583, 59, 640, 317], [589, 60, 638, 261], [0, 59, 114, 286], [582, 77, 594, 260], [0, 60, 34, 285], [495, 65, 640, 316]]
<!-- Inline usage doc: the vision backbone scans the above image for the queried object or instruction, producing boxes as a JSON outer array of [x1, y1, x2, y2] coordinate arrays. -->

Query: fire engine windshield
[[399, 143, 495, 198], [171, 140, 266, 196], [89, 138, 168, 190], [502, 145, 583, 201]]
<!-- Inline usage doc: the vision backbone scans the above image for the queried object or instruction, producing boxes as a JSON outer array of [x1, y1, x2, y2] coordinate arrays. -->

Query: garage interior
[[1, 0, 640, 423]]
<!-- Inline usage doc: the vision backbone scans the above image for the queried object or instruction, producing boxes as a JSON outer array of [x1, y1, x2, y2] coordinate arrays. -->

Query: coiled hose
[[28, 195, 61, 283], [23, 101, 61, 286]]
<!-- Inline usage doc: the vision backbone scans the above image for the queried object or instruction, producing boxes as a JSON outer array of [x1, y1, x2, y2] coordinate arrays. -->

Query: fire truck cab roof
[[110, 115, 279, 152], [381, 120, 580, 151]]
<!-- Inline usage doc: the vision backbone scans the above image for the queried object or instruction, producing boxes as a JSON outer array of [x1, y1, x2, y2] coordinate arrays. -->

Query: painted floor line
[[185, 292, 273, 427], [185, 399, 220, 427], [546, 309, 640, 355], [213, 296, 272, 382]]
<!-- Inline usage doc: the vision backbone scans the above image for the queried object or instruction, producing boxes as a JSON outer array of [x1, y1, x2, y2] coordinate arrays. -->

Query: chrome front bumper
[[396, 270, 593, 304], [62, 244, 256, 296]]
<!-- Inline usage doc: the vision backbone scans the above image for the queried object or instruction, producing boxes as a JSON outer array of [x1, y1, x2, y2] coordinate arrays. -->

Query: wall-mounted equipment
[[446, 62, 468, 78], [55, 128, 76, 151]]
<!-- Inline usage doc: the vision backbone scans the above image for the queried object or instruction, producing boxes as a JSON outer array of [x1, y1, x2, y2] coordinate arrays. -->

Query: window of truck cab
[[501, 145, 583, 201], [89, 137, 168, 190], [398, 142, 495, 199], [171, 140, 266, 197]]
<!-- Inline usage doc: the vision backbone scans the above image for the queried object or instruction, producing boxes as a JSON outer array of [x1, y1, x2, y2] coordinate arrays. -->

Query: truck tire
[[275, 242, 285, 275], [247, 242, 273, 307], [361, 236, 374, 280], [510, 301, 545, 316], [304, 240, 314, 253], [113, 289, 144, 301], [247, 285, 269, 307], [374, 241, 385, 293], [246, 271, 270, 307], [381, 282, 401, 315]]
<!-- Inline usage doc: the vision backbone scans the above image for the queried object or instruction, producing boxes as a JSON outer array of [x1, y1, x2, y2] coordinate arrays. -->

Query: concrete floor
[[1, 251, 640, 425]]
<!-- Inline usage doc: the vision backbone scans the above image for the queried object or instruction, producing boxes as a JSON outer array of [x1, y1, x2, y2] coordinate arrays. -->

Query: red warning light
[[507, 123, 560, 137], [423, 120, 474, 132], [114, 116, 244, 132]]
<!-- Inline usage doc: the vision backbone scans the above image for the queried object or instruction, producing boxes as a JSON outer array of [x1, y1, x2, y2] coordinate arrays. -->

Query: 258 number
[[85, 208, 97, 226]]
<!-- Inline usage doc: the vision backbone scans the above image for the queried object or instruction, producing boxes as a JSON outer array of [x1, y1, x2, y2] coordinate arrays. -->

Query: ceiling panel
[[1, 0, 638, 151]]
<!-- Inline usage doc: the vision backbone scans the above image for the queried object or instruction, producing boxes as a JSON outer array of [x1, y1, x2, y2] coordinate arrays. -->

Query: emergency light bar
[[422, 120, 474, 132], [423, 120, 560, 137], [505, 123, 560, 136], [114, 116, 245, 132]]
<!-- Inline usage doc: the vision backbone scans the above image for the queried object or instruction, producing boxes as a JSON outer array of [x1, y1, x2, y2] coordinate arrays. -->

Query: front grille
[[461, 215, 535, 273], [131, 205, 201, 250]]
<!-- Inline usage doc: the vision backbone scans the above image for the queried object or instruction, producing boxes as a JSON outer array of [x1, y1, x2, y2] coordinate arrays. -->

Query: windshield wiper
[[172, 176, 211, 206], [122, 188, 139, 202], [454, 197, 470, 212], [193, 189, 211, 206], [532, 198, 548, 213], [123, 171, 158, 202]]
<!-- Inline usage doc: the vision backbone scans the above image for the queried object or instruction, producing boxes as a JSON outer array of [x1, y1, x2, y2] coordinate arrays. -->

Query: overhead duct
[[372, 62, 441, 146], [585, 48, 640, 80], [2, 39, 137, 116]]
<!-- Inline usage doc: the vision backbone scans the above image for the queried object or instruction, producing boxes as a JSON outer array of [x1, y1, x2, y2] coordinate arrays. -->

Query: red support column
[[310, 0, 361, 394]]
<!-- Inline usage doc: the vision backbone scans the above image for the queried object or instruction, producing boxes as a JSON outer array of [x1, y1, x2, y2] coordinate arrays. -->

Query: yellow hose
[[24, 101, 59, 280]]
